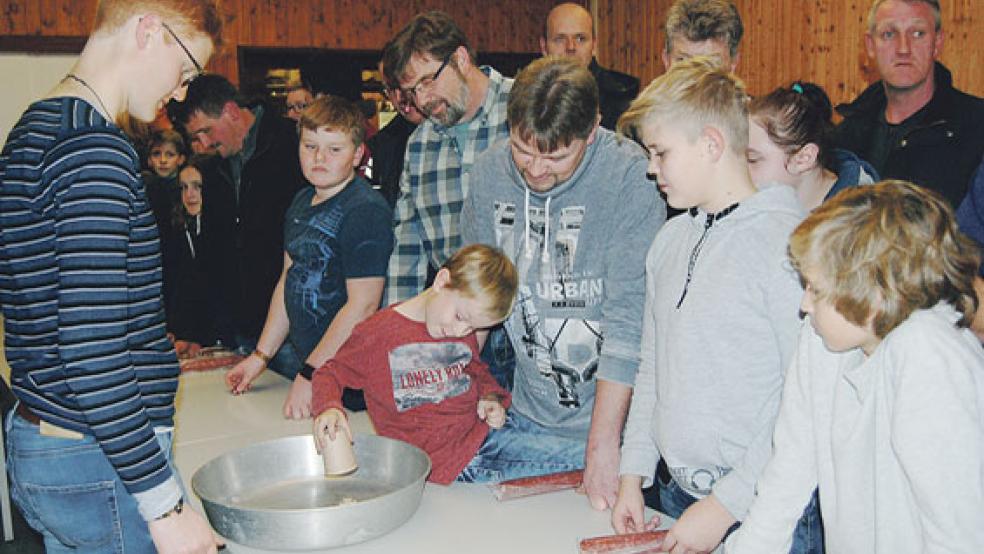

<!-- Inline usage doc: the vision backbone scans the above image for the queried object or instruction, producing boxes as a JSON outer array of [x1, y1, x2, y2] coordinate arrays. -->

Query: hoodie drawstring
[[676, 202, 740, 309], [184, 213, 201, 259], [524, 188, 533, 259], [541, 196, 551, 264]]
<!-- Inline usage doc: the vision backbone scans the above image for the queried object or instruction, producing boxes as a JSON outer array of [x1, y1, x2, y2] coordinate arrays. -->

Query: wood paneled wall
[[5, 1, 979, 103], [0, 0, 565, 83], [594, 0, 984, 105]]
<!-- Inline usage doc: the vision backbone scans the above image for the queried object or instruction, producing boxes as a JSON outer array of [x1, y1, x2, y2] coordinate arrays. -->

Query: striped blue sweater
[[0, 98, 182, 518]]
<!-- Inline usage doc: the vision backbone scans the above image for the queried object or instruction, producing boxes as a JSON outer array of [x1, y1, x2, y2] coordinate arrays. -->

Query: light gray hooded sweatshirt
[[619, 184, 805, 520], [461, 128, 666, 439]]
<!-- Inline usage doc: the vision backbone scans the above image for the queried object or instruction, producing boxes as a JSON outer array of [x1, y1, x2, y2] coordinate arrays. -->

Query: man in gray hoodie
[[461, 57, 666, 510]]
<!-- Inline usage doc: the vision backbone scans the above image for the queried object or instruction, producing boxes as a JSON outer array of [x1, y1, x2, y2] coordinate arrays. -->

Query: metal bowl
[[192, 434, 431, 551]]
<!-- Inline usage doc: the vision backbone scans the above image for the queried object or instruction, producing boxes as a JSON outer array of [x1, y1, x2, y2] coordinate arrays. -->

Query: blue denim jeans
[[657, 470, 824, 554], [480, 325, 516, 391], [456, 410, 585, 483], [5, 410, 185, 553]]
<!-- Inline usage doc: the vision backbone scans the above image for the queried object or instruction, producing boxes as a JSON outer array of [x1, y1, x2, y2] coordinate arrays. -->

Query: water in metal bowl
[[192, 434, 431, 551]]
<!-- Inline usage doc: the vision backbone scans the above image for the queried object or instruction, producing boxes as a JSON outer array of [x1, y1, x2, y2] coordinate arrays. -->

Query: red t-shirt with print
[[312, 306, 511, 484]]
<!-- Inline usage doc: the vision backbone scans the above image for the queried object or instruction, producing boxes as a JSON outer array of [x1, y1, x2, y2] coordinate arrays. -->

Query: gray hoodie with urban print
[[461, 128, 666, 439]]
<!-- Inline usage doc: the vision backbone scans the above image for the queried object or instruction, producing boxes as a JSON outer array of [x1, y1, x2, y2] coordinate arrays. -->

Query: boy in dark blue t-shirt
[[226, 95, 393, 418]]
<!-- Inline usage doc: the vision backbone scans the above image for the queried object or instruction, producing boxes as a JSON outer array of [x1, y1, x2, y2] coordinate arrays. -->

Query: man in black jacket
[[366, 60, 424, 209], [540, 2, 639, 131], [833, 0, 984, 208], [169, 74, 306, 375]]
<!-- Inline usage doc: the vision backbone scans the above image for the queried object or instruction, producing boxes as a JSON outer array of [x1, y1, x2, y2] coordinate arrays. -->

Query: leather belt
[[15, 402, 41, 425]]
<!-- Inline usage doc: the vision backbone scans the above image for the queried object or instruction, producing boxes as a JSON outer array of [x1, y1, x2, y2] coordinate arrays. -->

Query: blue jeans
[[456, 410, 585, 483], [657, 469, 824, 554], [5, 410, 185, 553], [480, 325, 515, 391]]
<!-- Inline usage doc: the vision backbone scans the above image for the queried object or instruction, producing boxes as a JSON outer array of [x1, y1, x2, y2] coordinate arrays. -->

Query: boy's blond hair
[[618, 56, 748, 155], [789, 180, 980, 336], [93, 0, 223, 47], [442, 244, 518, 321], [298, 95, 366, 147]]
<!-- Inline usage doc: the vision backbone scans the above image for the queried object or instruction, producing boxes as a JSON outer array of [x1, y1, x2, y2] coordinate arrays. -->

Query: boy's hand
[[283, 375, 313, 419], [661, 494, 735, 554], [611, 474, 659, 534], [477, 398, 506, 429], [226, 354, 266, 394], [313, 408, 351, 454]]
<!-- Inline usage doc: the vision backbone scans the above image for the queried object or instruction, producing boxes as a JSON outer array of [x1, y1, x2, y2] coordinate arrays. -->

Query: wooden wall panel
[[594, 0, 984, 105], [3, 0, 978, 101], [0, 0, 566, 83]]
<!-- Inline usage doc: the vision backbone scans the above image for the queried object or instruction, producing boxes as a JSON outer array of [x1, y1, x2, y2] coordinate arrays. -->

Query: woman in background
[[747, 82, 878, 211]]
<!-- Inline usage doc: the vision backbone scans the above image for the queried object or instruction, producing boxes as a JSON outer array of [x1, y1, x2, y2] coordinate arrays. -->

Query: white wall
[[0, 52, 77, 144]]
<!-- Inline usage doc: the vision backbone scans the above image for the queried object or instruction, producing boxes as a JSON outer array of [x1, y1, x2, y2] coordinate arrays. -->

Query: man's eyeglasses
[[287, 102, 309, 113], [162, 21, 205, 88], [402, 53, 452, 99]]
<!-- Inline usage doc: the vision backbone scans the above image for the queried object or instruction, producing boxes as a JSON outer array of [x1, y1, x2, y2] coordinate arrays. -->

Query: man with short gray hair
[[662, 0, 743, 72], [834, 0, 984, 208]]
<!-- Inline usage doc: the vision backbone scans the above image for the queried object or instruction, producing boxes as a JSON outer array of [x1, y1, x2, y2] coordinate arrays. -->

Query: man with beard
[[381, 11, 513, 304]]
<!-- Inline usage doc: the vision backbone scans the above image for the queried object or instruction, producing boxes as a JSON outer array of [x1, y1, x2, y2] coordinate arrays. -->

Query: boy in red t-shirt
[[312, 244, 585, 484]]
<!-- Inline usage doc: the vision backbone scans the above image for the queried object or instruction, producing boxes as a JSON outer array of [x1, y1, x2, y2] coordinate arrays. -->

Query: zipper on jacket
[[676, 203, 739, 309]]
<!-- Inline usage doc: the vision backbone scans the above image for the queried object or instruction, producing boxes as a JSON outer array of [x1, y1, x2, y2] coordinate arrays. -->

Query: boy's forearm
[[311, 365, 346, 417], [256, 271, 291, 357]]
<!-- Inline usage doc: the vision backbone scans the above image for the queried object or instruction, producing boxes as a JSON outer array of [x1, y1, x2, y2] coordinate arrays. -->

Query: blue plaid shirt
[[385, 67, 513, 303]]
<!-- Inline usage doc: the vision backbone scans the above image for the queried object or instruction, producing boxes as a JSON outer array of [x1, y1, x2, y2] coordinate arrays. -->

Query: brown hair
[[442, 244, 518, 321], [508, 57, 599, 152], [749, 81, 835, 172], [789, 180, 980, 336], [171, 154, 210, 228], [149, 129, 187, 155], [297, 95, 366, 147], [93, 0, 223, 48], [618, 55, 749, 154], [664, 0, 743, 59], [381, 11, 475, 87]]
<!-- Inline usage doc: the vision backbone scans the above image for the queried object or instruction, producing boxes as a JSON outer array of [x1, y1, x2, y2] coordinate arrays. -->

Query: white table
[[172, 369, 668, 553]]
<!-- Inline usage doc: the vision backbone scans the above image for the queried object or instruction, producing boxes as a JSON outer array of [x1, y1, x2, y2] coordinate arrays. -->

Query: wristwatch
[[299, 362, 316, 381], [154, 498, 184, 520]]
